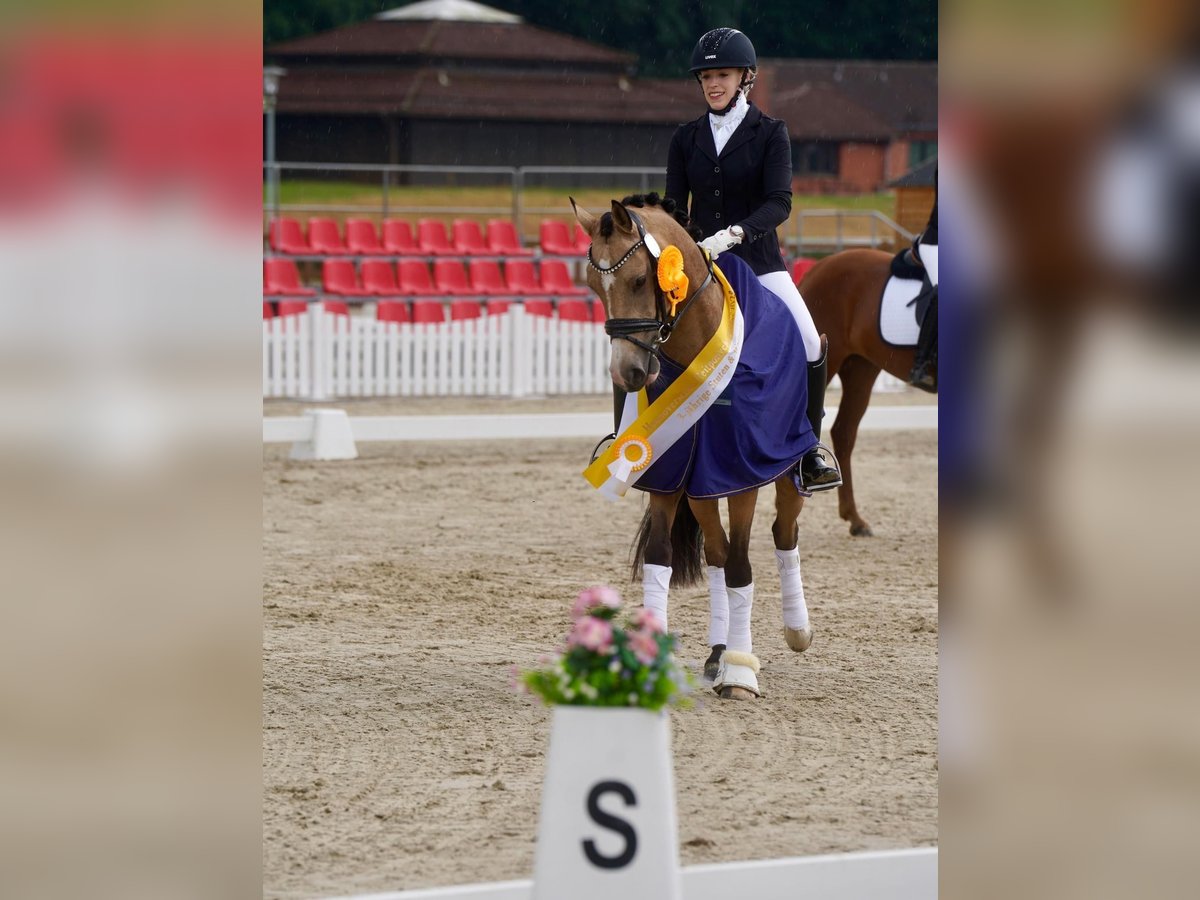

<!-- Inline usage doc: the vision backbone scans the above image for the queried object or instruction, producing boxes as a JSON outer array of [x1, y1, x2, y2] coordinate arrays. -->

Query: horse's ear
[[610, 199, 635, 235], [570, 197, 597, 234]]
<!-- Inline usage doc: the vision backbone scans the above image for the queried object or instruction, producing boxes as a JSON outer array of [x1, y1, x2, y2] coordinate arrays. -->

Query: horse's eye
[[633, 274, 647, 289]]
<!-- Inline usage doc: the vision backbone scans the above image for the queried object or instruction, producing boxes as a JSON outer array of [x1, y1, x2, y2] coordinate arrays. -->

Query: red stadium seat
[[450, 300, 484, 320], [277, 300, 308, 317], [264, 258, 316, 296], [411, 300, 446, 323], [433, 259, 476, 296], [269, 217, 310, 255], [382, 219, 419, 255], [323, 301, 350, 316], [308, 217, 350, 255], [540, 259, 589, 296], [521, 299, 554, 317], [452, 219, 489, 256], [591, 299, 607, 322], [399, 260, 439, 295], [539, 219, 579, 256], [417, 218, 455, 256], [574, 223, 591, 254], [346, 218, 388, 255], [485, 299, 511, 315], [263, 301, 275, 319], [361, 260, 402, 296], [556, 299, 591, 322], [322, 259, 371, 297], [376, 301, 411, 323], [791, 257, 817, 285], [468, 259, 509, 295], [486, 219, 533, 256], [504, 259, 552, 295]]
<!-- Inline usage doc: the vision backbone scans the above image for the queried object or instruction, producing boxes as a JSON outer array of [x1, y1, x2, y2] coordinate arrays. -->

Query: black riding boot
[[799, 336, 843, 491], [589, 387, 626, 464], [908, 289, 938, 393]]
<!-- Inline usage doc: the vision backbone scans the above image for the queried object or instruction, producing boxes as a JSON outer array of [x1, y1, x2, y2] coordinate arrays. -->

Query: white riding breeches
[[756, 270, 823, 362]]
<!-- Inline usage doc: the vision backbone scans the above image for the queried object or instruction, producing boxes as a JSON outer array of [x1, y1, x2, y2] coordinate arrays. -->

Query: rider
[[665, 27, 842, 493], [908, 171, 938, 390]]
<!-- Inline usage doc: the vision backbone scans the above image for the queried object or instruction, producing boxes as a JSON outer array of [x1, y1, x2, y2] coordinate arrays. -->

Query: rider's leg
[[756, 270, 822, 361], [909, 290, 938, 391]]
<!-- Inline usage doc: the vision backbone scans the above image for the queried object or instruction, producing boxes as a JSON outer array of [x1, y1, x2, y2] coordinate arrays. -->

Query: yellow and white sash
[[583, 264, 744, 500]]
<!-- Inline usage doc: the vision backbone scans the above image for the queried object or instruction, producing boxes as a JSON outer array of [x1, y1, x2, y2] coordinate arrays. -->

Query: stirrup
[[800, 441, 842, 492], [589, 432, 616, 465]]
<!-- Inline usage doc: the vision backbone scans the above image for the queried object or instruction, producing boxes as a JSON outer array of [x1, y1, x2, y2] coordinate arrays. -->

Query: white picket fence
[[262, 305, 611, 399]]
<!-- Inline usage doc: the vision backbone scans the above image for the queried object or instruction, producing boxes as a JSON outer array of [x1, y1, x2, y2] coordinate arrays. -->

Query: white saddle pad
[[879, 275, 924, 347]]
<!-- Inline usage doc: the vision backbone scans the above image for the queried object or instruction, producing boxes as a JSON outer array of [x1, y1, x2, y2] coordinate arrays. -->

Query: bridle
[[586, 209, 715, 356]]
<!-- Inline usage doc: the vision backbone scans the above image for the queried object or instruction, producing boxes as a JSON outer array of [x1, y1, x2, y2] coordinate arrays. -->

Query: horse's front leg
[[641, 490, 684, 631], [687, 497, 730, 679], [712, 490, 762, 700], [773, 475, 814, 653]]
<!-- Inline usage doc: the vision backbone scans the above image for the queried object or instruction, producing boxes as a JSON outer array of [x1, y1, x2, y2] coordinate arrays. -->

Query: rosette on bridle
[[587, 209, 714, 355]]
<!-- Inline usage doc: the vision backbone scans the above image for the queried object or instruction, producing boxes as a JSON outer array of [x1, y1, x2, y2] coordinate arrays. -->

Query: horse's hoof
[[783, 625, 814, 653], [849, 522, 874, 537], [702, 644, 725, 681], [719, 685, 758, 701]]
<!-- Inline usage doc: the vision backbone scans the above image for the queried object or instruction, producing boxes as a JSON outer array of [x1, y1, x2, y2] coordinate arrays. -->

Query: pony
[[798, 249, 932, 537], [573, 194, 818, 701]]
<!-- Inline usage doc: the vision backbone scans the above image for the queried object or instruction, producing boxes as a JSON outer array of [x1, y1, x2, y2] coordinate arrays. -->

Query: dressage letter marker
[[531, 707, 682, 899]]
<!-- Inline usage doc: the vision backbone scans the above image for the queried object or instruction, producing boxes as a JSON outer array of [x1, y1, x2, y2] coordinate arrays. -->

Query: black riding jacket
[[665, 103, 792, 276]]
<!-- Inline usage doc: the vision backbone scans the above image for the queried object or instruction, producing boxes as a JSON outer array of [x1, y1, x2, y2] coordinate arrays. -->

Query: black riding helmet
[[689, 28, 757, 73]]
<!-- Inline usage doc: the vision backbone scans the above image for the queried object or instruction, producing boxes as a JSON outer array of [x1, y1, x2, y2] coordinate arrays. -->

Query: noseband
[[587, 209, 714, 356]]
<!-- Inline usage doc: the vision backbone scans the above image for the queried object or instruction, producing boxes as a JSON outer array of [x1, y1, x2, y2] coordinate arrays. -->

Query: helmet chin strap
[[709, 90, 742, 116]]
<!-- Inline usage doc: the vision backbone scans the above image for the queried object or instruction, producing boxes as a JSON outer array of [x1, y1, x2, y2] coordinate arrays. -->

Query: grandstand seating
[[269, 217, 311, 255], [485, 299, 511, 315], [540, 259, 589, 296], [346, 219, 388, 255], [263, 301, 275, 318], [417, 219, 456, 256], [361, 260, 403, 297], [382, 219, 419, 255], [308, 217, 351, 255], [539, 219, 580, 256], [556, 299, 591, 322], [504, 259, 553, 295], [412, 300, 446, 323], [450, 300, 484, 320], [276, 299, 348, 316], [574, 223, 591, 253], [486, 218, 533, 256], [468, 259, 509, 296], [322, 259, 372, 297], [522, 299, 554, 317], [433, 259, 476, 296], [376, 301, 411, 323], [399, 259, 440, 295], [591, 299, 607, 322], [264, 258, 316, 296], [452, 219, 489, 256]]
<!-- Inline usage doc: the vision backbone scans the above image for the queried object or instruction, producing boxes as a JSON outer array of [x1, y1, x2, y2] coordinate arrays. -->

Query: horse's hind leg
[[830, 354, 882, 537], [772, 476, 814, 652], [687, 498, 730, 679]]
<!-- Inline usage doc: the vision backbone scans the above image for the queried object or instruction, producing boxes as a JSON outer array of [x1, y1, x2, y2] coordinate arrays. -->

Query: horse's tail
[[630, 496, 705, 588]]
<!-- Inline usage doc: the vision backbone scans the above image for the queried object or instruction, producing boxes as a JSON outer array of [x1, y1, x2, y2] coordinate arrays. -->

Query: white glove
[[698, 226, 743, 258]]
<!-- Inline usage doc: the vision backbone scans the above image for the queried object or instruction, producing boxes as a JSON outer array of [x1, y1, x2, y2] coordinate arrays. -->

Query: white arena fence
[[262, 303, 909, 400]]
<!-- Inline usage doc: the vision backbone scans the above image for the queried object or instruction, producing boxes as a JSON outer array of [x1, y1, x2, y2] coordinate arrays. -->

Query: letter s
[[581, 780, 638, 869]]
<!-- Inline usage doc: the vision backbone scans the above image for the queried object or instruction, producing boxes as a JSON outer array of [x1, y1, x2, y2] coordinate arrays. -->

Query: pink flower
[[627, 629, 660, 666], [572, 586, 622, 619], [628, 607, 664, 634], [568, 616, 614, 654]]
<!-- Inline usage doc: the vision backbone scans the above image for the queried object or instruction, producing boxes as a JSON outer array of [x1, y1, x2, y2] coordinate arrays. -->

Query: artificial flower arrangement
[[520, 586, 694, 711]]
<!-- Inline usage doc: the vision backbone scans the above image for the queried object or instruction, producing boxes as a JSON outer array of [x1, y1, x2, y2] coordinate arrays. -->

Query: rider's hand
[[698, 226, 744, 258]]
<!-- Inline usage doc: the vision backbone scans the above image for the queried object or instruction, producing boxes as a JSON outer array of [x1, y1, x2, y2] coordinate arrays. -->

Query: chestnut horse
[[573, 195, 816, 701], [799, 249, 933, 537]]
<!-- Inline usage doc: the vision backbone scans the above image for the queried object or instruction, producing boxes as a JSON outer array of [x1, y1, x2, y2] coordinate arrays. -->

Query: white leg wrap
[[707, 566, 729, 647], [642, 564, 671, 632], [726, 582, 754, 654], [713, 649, 761, 697], [774, 547, 809, 630]]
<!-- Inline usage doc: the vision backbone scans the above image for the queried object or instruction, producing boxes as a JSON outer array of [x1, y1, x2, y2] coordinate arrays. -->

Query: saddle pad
[[879, 275, 924, 347]]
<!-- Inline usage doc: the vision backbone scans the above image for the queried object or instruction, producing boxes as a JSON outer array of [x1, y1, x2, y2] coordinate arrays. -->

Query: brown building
[[266, 0, 937, 192]]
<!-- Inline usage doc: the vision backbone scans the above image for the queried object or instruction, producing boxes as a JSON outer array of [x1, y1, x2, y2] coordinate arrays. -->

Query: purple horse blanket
[[634, 254, 817, 499]]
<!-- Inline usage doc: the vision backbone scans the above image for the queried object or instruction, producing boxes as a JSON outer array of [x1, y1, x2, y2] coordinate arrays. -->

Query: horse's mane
[[596, 192, 704, 242]]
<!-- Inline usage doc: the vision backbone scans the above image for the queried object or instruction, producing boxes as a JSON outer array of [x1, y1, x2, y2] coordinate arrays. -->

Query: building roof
[[375, 0, 521, 23], [266, 11, 633, 69], [888, 157, 938, 188], [763, 59, 937, 140], [276, 66, 696, 124]]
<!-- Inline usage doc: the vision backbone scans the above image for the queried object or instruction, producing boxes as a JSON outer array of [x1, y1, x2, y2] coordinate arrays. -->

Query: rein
[[587, 209, 715, 355]]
